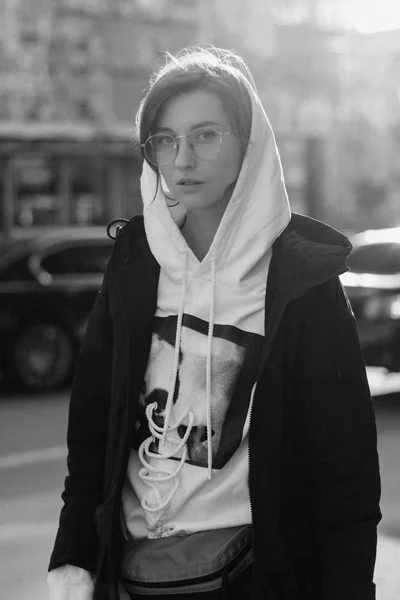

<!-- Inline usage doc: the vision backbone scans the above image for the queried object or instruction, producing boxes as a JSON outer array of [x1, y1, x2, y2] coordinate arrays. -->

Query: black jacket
[[49, 213, 381, 600]]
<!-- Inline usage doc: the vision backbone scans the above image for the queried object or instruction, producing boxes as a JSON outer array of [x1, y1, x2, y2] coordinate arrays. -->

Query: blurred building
[[195, 0, 351, 220], [0, 0, 200, 234], [0, 0, 399, 234], [334, 29, 400, 230], [202, 0, 400, 230]]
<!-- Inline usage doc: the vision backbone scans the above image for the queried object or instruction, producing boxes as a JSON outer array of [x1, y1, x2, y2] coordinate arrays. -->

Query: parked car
[[0, 226, 114, 392], [340, 226, 400, 371]]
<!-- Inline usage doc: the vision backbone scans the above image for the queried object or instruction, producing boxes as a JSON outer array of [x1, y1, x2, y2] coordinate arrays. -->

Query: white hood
[[141, 76, 291, 291]]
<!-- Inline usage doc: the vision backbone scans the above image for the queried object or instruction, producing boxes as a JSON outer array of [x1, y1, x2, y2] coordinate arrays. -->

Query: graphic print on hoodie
[[135, 314, 263, 471], [122, 66, 292, 540]]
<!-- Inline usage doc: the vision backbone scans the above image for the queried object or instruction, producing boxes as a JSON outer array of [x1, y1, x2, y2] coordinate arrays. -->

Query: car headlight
[[363, 294, 400, 320]]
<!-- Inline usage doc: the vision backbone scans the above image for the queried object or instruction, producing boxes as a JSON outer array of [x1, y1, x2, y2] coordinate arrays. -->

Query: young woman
[[48, 47, 381, 600]]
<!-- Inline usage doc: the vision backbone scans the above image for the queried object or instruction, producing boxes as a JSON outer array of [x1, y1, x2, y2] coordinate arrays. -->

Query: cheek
[[218, 147, 242, 183]]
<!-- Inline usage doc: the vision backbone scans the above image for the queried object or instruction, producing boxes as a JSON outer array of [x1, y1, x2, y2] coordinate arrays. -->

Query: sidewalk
[[375, 532, 400, 599]]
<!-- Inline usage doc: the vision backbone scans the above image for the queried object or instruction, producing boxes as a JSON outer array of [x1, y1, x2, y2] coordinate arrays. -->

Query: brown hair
[[135, 46, 254, 171]]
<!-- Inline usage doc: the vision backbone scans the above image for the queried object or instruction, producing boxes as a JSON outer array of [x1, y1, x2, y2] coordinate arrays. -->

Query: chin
[[179, 194, 208, 210]]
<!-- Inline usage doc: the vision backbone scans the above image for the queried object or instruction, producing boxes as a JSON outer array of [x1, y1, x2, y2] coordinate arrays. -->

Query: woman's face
[[155, 90, 242, 216]]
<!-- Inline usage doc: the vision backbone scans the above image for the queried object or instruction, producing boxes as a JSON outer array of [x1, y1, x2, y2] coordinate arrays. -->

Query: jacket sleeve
[[48, 264, 113, 574], [293, 277, 381, 600]]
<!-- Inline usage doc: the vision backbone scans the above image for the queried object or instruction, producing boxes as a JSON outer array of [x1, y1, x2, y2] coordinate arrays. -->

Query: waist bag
[[120, 525, 253, 596]]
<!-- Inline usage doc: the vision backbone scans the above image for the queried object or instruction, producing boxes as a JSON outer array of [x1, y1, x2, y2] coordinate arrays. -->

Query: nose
[[174, 137, 195, 169]]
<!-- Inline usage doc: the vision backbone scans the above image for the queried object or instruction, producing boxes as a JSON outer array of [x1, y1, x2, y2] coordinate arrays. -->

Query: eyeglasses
[[142, 127, 234, 167]]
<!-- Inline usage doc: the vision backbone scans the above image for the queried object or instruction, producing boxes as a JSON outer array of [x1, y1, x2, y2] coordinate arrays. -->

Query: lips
[[176, 178, 204, 187]]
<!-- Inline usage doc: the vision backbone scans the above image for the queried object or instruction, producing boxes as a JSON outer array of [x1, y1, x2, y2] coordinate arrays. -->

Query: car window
[[348, 243, 400, 274], [41, 243, 112, 275]]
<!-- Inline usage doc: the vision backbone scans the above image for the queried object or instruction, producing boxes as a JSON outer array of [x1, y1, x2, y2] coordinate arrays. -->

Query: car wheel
[[10, 322, 74, 392]]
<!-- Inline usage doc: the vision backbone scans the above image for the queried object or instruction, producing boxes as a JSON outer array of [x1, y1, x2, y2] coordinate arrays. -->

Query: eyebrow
[[155, 121, 222, 133]]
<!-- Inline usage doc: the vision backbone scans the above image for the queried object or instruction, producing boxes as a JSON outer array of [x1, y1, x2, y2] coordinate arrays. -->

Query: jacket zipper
[[247, 266, 346, 579], [247, 303, 286, 580]]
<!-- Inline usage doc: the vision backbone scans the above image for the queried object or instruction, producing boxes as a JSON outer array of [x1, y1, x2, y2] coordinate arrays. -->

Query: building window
[[70, 158, 106, 225], [13, 156, 60, 228]]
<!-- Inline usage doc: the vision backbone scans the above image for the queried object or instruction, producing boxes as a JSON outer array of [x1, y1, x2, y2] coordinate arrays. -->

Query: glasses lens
[[144, 134, 176, 167], [190, 128, 222, 161]]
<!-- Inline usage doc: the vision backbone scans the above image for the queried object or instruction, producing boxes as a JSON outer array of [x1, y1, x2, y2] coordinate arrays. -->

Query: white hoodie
[[122, 74, 291, 541], [48, 69, 291, 599]]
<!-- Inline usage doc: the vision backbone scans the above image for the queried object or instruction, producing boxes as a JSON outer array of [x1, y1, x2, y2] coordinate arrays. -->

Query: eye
[[194, 128, 219, 143], [153, 134, 175, 148]]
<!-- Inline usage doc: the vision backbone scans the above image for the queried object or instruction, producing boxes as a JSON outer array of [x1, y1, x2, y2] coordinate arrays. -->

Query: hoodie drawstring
[[138, 253, 218, 533], [162, 252, 188, 443], [138, 403, 194, 532], [206, 259, 216, 479]]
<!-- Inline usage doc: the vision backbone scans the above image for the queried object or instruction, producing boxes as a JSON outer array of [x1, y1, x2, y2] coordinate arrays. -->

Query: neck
[[181, 202, 228, 261]]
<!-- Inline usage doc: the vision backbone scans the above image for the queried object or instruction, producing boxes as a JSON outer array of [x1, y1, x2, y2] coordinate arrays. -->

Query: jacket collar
[[253, 212, 352, 375], [272, 212, 351, 305]]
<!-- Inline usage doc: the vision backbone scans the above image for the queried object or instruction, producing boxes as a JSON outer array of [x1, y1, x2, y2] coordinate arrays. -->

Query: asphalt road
[[0, 367, 399, 600]]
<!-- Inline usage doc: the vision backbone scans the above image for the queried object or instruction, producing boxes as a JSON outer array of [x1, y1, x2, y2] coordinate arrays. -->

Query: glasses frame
[[141, 129, 234, 167]]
